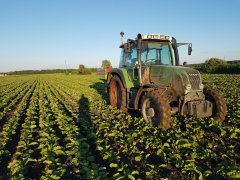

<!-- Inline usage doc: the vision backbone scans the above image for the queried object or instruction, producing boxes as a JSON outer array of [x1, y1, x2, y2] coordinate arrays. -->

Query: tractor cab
[[119, 34, 192, 86]]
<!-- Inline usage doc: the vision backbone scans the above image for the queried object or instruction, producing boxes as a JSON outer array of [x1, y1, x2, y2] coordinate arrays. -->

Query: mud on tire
[[108, 76, 127, 112], [140, 91, 171, 129], [204, 88, 227, 123]]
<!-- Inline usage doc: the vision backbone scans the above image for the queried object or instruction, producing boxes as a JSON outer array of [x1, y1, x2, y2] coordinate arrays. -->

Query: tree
[[78, 64, 91, 75], [101, 60, 112, 69], [201, 58, 227, 73]]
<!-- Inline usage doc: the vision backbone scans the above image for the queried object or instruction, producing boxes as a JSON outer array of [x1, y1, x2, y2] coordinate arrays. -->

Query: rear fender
[[107, 68, 134, 89], [107, 68, 126, 87]]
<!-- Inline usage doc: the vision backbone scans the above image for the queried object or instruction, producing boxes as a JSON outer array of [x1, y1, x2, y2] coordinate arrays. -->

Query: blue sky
[[0, 0, 239, 72]]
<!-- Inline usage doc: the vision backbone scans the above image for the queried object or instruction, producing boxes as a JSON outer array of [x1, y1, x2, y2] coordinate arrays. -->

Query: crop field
[[0, 74, 239, 179]]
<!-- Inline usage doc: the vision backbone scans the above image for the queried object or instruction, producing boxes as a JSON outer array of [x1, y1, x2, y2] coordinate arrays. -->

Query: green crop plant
[[0, 74, 239, 179]]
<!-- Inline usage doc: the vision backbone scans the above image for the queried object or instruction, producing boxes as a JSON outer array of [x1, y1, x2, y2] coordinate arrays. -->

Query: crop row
[[0, 74, 239, 179], [0, 80, 37, 178]]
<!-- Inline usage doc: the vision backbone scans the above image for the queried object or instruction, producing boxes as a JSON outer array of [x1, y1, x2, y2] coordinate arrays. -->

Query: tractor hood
[[149, 65, 202, 94]]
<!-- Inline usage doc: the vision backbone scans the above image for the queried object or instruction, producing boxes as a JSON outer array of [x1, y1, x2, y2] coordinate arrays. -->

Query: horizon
[[0, 0, 240, 72], [1, 59, 240, 74]]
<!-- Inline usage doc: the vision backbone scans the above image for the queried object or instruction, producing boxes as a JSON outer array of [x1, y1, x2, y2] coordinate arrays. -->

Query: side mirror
[[124, 43, 131, 53], [188, 44, 192, 55]]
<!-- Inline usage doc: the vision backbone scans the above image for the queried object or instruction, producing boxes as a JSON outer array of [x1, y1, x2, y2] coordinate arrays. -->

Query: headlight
[[185, 84, 192, 90]]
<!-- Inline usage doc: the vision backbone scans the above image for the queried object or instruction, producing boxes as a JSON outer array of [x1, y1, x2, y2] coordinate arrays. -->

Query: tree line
[[8, 60, 112, 75], [8, 69, 77, 75], [188, 58, 240, 74], [7, 58, 239, 75], [76, 59, 112, 75]]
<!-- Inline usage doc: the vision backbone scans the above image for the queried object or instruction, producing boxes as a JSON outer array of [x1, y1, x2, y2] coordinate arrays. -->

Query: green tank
[[107, 33, 226, 129]]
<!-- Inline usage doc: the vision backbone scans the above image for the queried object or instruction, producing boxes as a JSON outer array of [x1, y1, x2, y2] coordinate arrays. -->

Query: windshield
[[141, 42, 173, 65]]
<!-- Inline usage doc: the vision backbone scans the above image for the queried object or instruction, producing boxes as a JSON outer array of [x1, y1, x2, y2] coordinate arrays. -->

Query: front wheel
[[204, 88, 227, 123], [140, 91, 171, 129]]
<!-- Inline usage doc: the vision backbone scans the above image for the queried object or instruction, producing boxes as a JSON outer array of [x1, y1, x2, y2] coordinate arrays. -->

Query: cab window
[[141, 42, 173, 65], [125, 44, 137, 68], [119, 49, 124, 68]]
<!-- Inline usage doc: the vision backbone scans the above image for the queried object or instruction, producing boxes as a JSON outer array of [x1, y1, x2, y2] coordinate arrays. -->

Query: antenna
[[120, 32, 124, 45], [65, 60, 68, 75]]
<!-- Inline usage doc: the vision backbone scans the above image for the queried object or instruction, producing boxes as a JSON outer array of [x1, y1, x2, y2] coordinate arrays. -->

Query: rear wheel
[[108, 76, 127, 112], [140, 91, 171, 129], [204, 88, 227, 123]]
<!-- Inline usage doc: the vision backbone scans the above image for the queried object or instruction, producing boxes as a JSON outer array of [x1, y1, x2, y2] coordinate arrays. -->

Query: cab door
[[124, 43, 139, 86]]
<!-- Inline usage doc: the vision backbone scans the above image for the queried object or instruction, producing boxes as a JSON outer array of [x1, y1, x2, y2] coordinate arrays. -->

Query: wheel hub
[[147, 107, 155, 117]]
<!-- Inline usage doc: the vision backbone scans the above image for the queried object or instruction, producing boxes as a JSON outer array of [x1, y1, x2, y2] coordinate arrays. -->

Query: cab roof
[[140, 34, 172, 41], [120, 34, 174, 48]]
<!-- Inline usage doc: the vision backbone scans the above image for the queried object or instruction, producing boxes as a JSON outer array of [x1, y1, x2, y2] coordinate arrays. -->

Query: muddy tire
[[140, 91, 171, 129], [204, 88, 227, 123], [108, 76, 127, 112]]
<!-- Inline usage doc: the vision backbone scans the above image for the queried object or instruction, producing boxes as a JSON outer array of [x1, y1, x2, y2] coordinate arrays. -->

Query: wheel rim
[[205, 93, 217, 117], [204, 89, 227, 123], [142, 97, 159, 125]]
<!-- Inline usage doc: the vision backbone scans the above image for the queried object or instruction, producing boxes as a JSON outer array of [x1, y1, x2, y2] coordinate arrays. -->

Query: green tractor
[[107, 33, 227, 129]]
